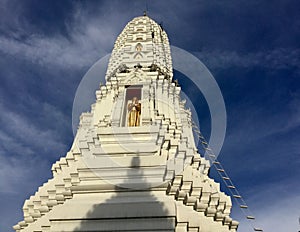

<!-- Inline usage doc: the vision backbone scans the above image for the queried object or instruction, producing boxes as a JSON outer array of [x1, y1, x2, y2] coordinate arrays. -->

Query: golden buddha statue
[[127, 97, 141, 127]]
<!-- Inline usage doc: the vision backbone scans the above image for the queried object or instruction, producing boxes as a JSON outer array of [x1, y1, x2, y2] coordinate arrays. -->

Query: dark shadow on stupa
[[73, 156, 175, 232]]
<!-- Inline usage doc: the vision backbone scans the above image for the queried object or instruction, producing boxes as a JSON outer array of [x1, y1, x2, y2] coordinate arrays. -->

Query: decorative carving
[[135, 43, 143, 52]]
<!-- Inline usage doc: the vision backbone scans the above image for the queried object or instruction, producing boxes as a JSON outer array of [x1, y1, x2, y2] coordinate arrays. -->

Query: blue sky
[[0, 0, 299, 231]]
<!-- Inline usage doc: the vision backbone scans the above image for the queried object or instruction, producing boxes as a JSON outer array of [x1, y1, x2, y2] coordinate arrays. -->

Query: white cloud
[[286, 94, 300, 131], [228, 180, 300, 231], [236, 193, 300, 232], [0, 154, 45, 194], [193, 48, 300, 71], [0, 101, 68, 157], [223, 90, 300, 152], [0, 31, 101, 71], [0, 100, 70, 195], [0, 3, 121, 71], [1, 1, 299, 74]]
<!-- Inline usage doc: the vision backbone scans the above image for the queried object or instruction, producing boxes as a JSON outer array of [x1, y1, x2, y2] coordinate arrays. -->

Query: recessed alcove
[[121, 85, 142, 127]]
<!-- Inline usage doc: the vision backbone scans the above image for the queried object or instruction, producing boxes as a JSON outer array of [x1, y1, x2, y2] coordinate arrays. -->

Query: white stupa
[[14, 15, 238, 232]]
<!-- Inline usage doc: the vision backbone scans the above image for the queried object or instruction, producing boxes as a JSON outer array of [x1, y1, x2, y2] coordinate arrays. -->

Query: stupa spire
[[106, 15, 172, 82]]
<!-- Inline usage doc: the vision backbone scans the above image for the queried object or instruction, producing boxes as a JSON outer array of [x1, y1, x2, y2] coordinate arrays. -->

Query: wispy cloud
[[193, 48, 300, 71], [224, 89, 300, 148], [286, 93, 300, 130], [0, 154, 50, 194], [0, 29, 105, 71], [0, 3, 121, 71], [0, 100, 69, 157], [233, 187, 300, 232]]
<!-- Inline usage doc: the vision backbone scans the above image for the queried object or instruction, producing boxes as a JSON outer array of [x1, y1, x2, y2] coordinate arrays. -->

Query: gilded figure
[[127, 97, 141, 126]]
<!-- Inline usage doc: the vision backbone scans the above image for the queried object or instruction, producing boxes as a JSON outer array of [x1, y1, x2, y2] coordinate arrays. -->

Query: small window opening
[[136, 43, 143, 52]]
